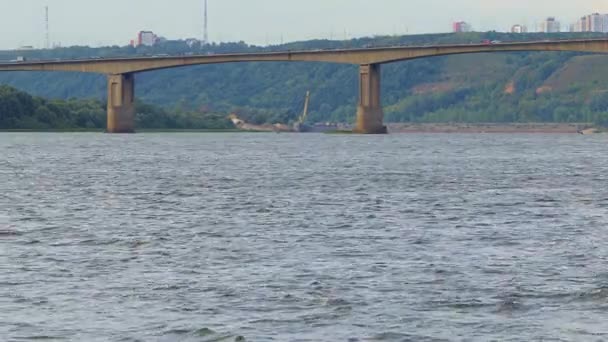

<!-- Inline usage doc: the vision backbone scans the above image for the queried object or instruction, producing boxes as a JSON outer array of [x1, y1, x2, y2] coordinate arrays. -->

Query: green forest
[[0, 85, 231, 130], [3, 31, 608, 128]]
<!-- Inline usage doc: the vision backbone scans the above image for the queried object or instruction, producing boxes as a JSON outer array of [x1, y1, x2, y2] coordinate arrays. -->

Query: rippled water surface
[[2, 133, 608, 341]]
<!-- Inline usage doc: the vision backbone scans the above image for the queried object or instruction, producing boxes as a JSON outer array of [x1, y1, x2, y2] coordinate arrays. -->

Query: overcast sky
[[1, 0, 607, 49]]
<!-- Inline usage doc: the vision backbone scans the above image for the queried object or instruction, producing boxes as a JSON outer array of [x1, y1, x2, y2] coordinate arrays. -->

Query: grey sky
[[1, 0, 607, 49]]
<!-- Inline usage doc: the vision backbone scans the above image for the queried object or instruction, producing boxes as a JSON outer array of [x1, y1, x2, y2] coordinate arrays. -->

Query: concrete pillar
[[107, 73, 135, 133], [354, 63, 387, 134]]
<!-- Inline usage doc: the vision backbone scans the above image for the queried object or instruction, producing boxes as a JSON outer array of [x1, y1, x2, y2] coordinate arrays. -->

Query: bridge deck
[[1, 38, 608, 74]]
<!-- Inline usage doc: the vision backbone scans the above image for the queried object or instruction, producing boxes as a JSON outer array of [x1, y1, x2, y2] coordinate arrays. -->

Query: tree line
[[0, 85, 232, 130]]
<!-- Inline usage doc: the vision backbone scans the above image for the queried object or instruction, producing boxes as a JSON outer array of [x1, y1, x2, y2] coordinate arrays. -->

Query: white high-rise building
[[580, 16, 588, 32], [571, 13, 608, 32], [511, 24, 528, 33], [137, 31, 157, 47], [540, 17, 560, 33], [590, 13, 603, 32]]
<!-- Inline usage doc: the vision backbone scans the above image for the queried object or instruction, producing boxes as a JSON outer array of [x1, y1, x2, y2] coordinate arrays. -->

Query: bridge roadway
[[2, 39, 608, 133]]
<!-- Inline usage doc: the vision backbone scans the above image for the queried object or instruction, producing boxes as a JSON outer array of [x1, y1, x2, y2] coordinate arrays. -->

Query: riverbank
[[0, 123, 599, 134], [387, 123, 593, 133]]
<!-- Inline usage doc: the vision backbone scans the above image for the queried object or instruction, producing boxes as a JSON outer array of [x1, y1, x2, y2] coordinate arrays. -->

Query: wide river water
[[2, 133, 608, 341]]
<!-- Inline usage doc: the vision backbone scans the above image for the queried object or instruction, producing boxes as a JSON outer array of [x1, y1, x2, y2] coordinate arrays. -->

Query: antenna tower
[[45, 6, 50, 49], [203, 0, 209, 45]]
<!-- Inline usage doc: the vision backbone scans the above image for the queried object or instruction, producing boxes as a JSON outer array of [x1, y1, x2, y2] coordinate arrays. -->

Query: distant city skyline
[[1, 0, 608, 49]]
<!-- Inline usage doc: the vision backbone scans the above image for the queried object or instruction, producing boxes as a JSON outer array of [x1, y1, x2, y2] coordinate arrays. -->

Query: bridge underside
[[104, 65, 387, 134]]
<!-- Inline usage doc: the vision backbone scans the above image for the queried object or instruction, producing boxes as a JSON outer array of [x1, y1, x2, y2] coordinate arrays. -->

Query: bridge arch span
[[369, 40, 608, 65]]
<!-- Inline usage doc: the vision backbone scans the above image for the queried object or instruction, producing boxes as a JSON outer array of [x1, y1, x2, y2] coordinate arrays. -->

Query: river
[[2, 133, 608, 341]]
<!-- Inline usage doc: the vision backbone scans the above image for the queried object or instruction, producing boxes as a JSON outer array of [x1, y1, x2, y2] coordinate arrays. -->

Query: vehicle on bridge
[[482, 39, 503, 45]]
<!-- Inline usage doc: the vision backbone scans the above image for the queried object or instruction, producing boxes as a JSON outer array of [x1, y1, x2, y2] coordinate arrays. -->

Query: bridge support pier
[[107, 73, 135, 133], [354, 64, 387, 134]]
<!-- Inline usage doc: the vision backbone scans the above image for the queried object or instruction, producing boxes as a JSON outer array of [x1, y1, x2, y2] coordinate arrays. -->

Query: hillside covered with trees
[[3, 31, 608, 126]]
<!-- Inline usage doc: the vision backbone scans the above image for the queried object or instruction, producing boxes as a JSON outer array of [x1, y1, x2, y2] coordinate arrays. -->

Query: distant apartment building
[[511, 24, 528, 33], [137, 31, 158, 47], [574, 16, 588, 32], [590, 13, 604, 32], [571, 13, 608, 32], [540, 17, 560, 33], [452, 21, 472, 33]]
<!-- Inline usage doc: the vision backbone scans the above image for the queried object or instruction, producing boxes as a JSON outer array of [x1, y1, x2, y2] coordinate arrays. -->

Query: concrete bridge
[[2, 38, 608, 133]]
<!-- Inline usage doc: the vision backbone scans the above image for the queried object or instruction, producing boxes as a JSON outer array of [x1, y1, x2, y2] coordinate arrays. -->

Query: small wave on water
[[493, 296, 528, 314], [364, 331, 450, 341], [0, 227, 21, 236], [161, 327, 246, 342], [9, 335, 64, 340], [571, 286, 608, 302]]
